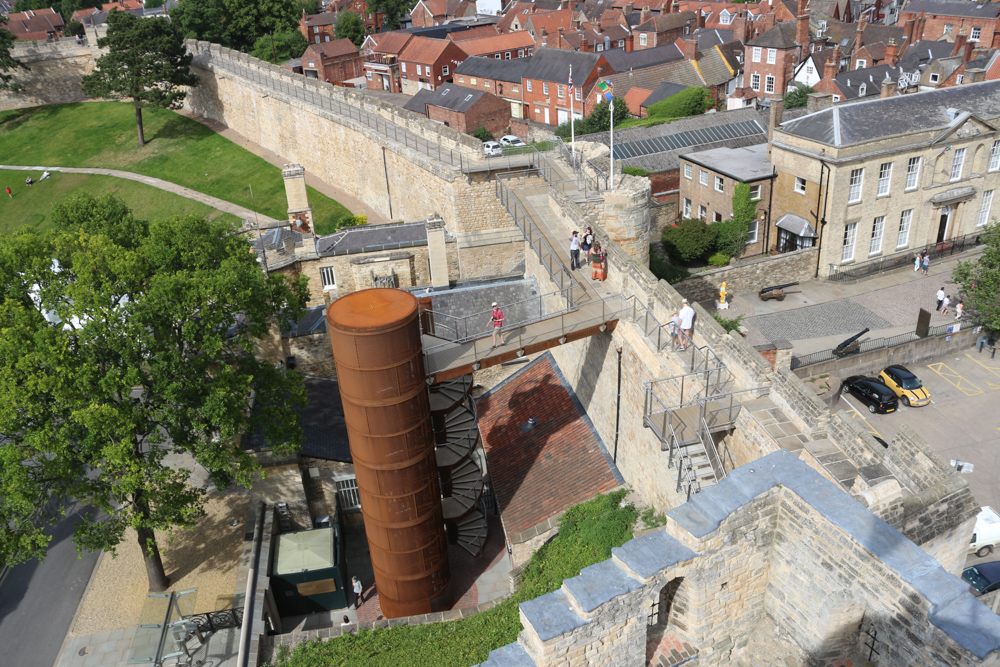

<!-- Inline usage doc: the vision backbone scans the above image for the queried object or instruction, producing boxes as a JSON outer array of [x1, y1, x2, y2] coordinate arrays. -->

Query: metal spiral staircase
[[429, 374, 489, 557]]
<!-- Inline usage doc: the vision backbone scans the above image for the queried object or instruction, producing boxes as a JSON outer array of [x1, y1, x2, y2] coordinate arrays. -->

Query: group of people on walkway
[[914, 249, 930, 275], [6, 170, 51, 198], [667, 299, 695, 350], [935, 287, 963, 320], [569, 227, 607, 281]]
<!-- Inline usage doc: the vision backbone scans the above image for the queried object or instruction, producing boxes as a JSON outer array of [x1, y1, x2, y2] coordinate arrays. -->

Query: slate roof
[[778, 79, 1000, 147], [746, 20, 798, 49], [243, 377, 352, 461], [522, 47, 608, 84], [859, 23, 905, 48], [832, 63, 897, 100], [303, 12, 338, 27], [899, 39, 957, 69], [634, 11, 696, 33], [454, 55, 530, 82], [901, 0, 1000, 19], [643, 81, 689, 107], [692, 28, 735, 50], [404, 84, 487, 114], [317, 221, 429, 256], [601, 42, 683, 70]]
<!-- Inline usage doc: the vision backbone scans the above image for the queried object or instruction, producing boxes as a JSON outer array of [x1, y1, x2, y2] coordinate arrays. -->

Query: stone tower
[[282, 164, 313, 233]]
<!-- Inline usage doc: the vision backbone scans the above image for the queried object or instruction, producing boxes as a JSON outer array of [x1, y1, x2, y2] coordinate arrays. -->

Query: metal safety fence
[[791, 320, 976, 369], [827, 230, 984, 283]]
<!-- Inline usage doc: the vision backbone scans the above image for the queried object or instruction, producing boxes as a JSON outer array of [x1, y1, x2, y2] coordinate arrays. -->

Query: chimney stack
[[885, 37, 899, 65], [640, 6, 651, 23], [680, 34, 698, 60], [823, 46, 840, 80], [696, 9, 705, 29], [581, 36, 590, 51], [903, 18, 915, 46], [806, 91, 833, 112], [670, 0, 679, 14], [855, 13, 867, 50], [952, 28, 968, 57], [963, 40, 975, 63], [626, 33, 634, 52], [880, 79, 895, 97], [796, 11, 809, 50], [624, 2, 633, 14]]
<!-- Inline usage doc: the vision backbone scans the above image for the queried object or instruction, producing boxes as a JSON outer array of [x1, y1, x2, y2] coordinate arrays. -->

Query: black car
[[841, 376, 899, 414], [962, 561, 1000, 596]]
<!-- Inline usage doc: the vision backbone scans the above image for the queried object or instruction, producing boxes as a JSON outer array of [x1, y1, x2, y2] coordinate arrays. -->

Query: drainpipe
[[237, 501, 265, 667], [764, 166, 776, 251], [613, 342, 623, 463], [813, 160, 830, 278]]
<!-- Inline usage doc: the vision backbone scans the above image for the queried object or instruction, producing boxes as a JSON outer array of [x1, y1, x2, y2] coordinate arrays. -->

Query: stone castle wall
[[0, 45, 95, 111], [673, 246, 819, 304]]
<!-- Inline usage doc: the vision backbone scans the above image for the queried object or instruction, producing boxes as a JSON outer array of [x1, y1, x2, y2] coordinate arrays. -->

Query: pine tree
[[81, 12, 197, 147]]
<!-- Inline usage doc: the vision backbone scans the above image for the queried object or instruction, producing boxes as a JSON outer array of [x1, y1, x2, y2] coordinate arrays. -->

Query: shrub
[[707, 252, 730, 267], [712, 312, 745, 333], [554, 96, 631, 138], [645, 87, 713, 120], [649, 245, 690, 283], [784, 85, 815, 110], [472, 127, 493, 142], [623, 166, 649, 177], [639, 507, 666, 530], [661, 218, 718, 263]]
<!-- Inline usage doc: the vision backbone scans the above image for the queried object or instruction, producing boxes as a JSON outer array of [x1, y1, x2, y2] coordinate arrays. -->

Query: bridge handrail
[[419, 288, 574, 344]]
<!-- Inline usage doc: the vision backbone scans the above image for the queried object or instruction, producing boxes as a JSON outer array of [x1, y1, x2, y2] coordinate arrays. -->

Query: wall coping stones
[[519, 589, 588, 642], [562, 559, 644, 614], [479, 642, 538, 666], [611, 530, 699, 581]]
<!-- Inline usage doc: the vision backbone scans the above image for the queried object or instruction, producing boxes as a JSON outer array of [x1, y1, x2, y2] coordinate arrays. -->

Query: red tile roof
[[70, 6, 100, 22], [447, 24, 501, 41], [477, 357, 620, 536], [101, 0, 143, 10], [399, 35, 458, 64], [304, 38, 361, 60], [371, 31, 413, 55], [457, 31, 536, 56], [4, 8, 64, 39]]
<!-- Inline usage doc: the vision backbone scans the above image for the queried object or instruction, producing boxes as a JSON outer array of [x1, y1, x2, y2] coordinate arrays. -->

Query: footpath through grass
[[267, 489, 637, 667], [0, 169, 241, 234], [0, 103, 352, 230]]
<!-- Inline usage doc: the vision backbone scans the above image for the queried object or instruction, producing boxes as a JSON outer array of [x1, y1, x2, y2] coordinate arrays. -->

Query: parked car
[[970, 506, 1000, 557], [878, 365, 930, 407], [962, 561, 1000, 596], [483, 141, 502, 157], [841, 376, 899, 414], [499, 135, 526, 147]]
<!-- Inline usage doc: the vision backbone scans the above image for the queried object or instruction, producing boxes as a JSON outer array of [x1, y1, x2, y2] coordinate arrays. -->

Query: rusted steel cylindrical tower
[[326, 289, 452, 617]]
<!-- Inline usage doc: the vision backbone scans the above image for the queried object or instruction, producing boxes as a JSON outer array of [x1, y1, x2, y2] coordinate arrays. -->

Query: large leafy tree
[[953, 221, 1000, 337], [81, 12, 197, 147], [784, 85, 814, 110], [0, 15, 27, 92], [251, 27, 308, 63], [0, 195, 309, 592], [169, 0, 229, 45], [371, 0, 414, 30], [335, 10, 366, 48], [222, 0, 299, 53]]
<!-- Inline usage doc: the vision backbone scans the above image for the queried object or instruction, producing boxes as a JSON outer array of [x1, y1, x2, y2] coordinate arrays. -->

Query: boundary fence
[[826, 231, 983, 283], [791, 320, 976, 369]]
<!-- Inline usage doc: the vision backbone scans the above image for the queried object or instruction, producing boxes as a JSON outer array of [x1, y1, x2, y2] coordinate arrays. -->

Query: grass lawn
[[267, 490, 637, 667], [0, 169, 242, 234], [0, 102, 352, 230]]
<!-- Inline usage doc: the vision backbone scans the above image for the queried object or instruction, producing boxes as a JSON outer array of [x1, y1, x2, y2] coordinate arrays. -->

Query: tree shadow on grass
[[149, 112, 216, 144], [0, 103, 64, 136]]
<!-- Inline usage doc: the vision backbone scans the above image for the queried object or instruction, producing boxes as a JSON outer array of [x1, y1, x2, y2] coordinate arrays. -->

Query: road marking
[[966, 354, 1000, 385], [840, 395, 883, 437], [926, 362, 984, 396]]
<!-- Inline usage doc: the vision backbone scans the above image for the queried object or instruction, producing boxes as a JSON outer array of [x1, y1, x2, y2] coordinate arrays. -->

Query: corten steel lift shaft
[[326, 289, 452, 617]]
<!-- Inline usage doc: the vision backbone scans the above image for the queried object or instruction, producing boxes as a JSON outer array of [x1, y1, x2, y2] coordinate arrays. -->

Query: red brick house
[[302, 39, 366, 85], [521, 47, 614, 126], [403, 84, 512, 136], [363, 32, 413, 92], [398, 36, 469, 93], [329, 0, 385, 34], [633, 12, 696, 49], [453, 56, 530, 119], [898, 0, 1000, 46], [409, 0, 477, 28], [456, 31, 536, 59], [742, 5, 810, 102], [4, 8, 64, 40], [300, 11, 337, 45]]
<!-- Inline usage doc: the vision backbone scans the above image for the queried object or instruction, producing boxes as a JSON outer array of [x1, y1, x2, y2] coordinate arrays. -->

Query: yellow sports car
[[878, 365, 930, 407]]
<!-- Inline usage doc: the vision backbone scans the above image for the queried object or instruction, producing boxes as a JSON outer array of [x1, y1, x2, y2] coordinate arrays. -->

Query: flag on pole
[[597, 79, 614, 102], [568, 69, 573, 93]]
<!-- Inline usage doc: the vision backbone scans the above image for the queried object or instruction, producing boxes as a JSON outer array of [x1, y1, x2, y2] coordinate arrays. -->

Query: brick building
[[633, 12, 696, 50], [898, 0, 1000, 46], [453, 56, 530, 119], [403, 83, 512, 137], [398, 36, 469, 93], [3, 8, 64, 40], [409, 0, 477, 28], [678, 142, 774, 255], [299, 11, 337, 45], [743, 17, 806, 102], [302, 40, 365, 84], [521, 47, 612, 126], [328, 0, 385, 34], [363, 32, 412, 92], [454, 31, 536, 60]]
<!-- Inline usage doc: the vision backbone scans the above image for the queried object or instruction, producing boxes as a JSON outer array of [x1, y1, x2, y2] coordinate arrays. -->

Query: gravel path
[[70, 491, 248, 637]]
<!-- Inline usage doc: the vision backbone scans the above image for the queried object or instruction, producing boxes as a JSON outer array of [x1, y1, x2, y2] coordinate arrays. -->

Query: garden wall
[[672, 246, 819, 303]]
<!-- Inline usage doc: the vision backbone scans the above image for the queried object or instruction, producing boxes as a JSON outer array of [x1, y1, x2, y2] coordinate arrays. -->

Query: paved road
[[0, 504, 100, 667]]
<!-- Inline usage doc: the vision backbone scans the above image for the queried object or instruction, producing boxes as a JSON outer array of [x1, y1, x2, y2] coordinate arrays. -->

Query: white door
[[557, 108, 568, 125], [544, 107, 550, 124]]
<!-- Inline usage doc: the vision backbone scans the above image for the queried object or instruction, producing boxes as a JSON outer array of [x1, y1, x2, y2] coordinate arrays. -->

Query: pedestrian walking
[[581, 227, 594, 266], [921, 250, 929, 275], [569, 231, 580, 270], [914, 254, 921, 272], [668, 311, 681, 348], [352, 576, 363, 609], [5, 186, 11, 198], [940, 294, 951, 316], [954, 300, 964, 320], [936, 287, 945, 312], [591, 242, 607, 281], [678, 298, 695, 350], [488, 302, 505, 349]]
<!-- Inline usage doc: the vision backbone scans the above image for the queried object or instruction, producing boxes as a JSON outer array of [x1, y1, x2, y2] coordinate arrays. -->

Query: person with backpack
[[581, 227, 594, 265]]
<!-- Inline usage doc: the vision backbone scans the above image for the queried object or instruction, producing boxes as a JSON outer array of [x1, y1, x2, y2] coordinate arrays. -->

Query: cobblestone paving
[[745, 299, 894, 342], [847, 274, 960, 327]]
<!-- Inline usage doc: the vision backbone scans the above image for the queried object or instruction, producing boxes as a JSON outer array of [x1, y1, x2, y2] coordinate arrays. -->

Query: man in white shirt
[[936, 287, 945, 312], [678, 298, 695, 350], [569, 231, 581, 270]]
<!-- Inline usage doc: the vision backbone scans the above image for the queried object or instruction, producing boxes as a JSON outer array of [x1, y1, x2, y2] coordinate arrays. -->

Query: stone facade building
[[772, 79, 1000, 278]]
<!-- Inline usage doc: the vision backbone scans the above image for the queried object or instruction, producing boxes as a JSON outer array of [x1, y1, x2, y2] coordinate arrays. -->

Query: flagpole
[[570, 65, 575, 158], [610, 98, 615, 190]]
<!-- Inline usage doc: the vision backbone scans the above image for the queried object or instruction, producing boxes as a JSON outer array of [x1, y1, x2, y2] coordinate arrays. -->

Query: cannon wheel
[[776, 295, 785, 301]]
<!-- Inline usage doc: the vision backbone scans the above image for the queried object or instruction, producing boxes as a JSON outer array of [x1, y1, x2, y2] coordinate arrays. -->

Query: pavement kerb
[[51, 549, 105, 667]]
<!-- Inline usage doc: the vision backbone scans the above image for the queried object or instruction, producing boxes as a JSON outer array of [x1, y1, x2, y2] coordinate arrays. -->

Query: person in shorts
[[489, 302, 505, 349], [581, 227, 594, 265]]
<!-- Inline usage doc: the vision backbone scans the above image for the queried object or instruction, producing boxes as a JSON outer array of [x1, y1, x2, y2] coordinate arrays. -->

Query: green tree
[[713, 182, 755, 259], [371, 0, 414, 30], [145, 0, 165, 8], [335, 10, 366, 47], [65, 19, 86, 37], [472, 126, 493, 142], [223, 0, 298, 52], [299, 0, 321, 15], [645, 87, 713, 119], [953, 221, 1000, 337], [784, 85, 814, 109], [251, 27, 308, 63], [169, 0, 229, 44], [583, 95, 631, 133], [661, 217, 718, 263], [0, 194, 309, 592], [81, 13, 197, 147], [0, 15, 27, 92]]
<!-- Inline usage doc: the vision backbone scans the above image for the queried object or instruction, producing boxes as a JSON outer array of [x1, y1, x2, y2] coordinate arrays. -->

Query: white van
[[969, 506, 1000, 557]]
